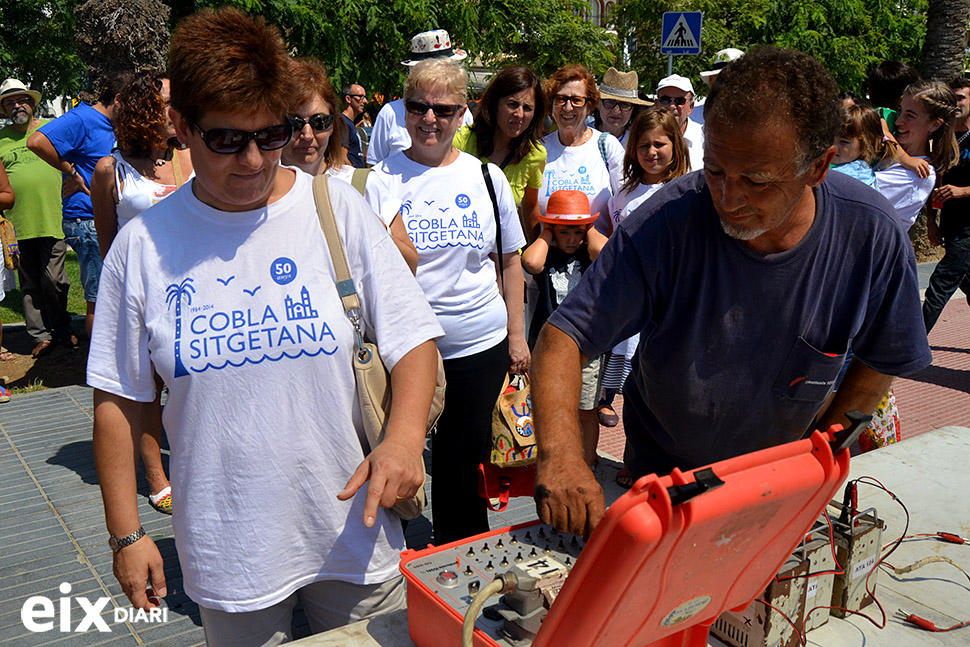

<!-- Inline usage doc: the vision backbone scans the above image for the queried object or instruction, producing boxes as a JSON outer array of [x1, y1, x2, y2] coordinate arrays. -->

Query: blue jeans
[[922, 235, 970, 333], [62, 218, 103, 302]]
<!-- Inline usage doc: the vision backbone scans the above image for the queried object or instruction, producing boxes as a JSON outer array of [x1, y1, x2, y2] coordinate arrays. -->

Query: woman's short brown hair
[[168, 8, 295, 125], [545, 64, 599, 113], [114, 70, 168, 158], [290, 57, 348, 169]]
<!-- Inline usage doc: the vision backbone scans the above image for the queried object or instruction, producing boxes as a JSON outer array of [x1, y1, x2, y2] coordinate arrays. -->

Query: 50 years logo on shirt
[[402, 195, 487, 250], [166, 259, 339, 378]]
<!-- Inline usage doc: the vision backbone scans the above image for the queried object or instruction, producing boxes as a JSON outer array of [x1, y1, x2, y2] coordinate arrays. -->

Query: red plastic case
[[401, 429, 851, 647]]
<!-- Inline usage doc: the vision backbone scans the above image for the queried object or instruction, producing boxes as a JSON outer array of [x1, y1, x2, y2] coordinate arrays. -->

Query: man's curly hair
[[114, 70, 168, 158], [705, 46, 840, 175]]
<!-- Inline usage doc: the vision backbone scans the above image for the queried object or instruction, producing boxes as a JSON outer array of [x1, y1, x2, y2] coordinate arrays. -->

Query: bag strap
[[311, 174, 361, 315], [482, 162, 504, 293], [311, 174, 371, 360], [350, 167, 371, 196], [172, 148, 184, 188]]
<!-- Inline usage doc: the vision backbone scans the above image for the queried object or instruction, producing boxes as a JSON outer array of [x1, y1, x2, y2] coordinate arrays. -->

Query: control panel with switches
[[401, 522, 584, 646]]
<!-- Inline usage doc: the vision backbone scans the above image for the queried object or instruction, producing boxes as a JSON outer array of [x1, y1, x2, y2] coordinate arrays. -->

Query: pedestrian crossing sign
[[661, 11, 703, 55]]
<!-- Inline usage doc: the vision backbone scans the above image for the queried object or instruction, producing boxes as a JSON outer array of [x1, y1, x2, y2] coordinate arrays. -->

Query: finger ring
[[396, 495, 407, 500]]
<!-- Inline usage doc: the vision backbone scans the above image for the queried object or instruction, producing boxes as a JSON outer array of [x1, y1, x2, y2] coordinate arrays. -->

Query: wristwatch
[[108, 527, 146, 552]]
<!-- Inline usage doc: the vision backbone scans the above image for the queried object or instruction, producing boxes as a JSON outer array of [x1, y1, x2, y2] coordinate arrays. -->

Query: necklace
[[153, 148, 174, 167], [958, 130, 970, 146]]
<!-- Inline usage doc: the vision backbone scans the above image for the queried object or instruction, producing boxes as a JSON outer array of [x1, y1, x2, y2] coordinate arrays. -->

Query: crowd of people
[[0, 6, 965, 646]]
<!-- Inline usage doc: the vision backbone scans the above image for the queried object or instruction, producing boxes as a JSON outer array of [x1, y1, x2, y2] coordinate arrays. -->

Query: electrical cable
[[462, 577, 506, 647], [754, 598, 806, 646], [775, 508, 845, 582]]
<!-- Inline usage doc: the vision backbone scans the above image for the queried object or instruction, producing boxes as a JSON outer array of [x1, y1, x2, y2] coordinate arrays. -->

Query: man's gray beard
[[719, 216, 766, 241], [11, 110, 30, 125]]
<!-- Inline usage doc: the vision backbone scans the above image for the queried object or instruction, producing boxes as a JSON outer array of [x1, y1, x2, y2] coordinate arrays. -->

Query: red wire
[[775, 508, 846, 581], [754, 598, 806, 646]]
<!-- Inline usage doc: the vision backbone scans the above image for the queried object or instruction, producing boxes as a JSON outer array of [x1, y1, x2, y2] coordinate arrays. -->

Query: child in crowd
[[522, 190, 602, 465], [830, 103, 890, 188], [589, 109, 689, 486], [867, 60, 931, 178]]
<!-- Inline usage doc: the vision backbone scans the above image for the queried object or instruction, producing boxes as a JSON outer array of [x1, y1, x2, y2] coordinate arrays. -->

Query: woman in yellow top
[[454, 66, 547, 242]]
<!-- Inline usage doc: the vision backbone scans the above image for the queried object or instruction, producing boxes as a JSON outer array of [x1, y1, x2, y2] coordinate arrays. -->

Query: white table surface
[[294, 427, 970, 647]]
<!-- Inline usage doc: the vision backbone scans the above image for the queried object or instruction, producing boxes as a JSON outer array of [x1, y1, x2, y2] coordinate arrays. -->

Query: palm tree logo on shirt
[[166, 278, 196, 378]]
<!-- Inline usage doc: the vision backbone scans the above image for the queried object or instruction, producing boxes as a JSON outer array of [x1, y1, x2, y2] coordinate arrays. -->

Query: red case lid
[[532, 429, 850, 647]]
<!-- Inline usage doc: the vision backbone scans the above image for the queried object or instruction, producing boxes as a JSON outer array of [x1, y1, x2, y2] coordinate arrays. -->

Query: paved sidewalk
[[0, 387, 627, 646]]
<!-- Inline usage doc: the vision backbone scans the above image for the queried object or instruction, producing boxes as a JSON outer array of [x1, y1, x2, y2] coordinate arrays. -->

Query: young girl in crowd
[[875, 81, 959, 230], [859, 81, 959, 452], [589, 109, 689, 486], [830, 103, 885, 189], [522, 190, 601, 465]]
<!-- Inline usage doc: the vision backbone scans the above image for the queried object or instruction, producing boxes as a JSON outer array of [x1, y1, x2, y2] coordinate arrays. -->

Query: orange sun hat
[[538, 190, 599, 226]]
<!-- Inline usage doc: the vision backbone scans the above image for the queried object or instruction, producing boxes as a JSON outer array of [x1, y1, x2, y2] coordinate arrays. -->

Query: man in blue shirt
[[340, 82, 367, 169], [531, 47, 932, 537], [28, 72, 130, 339]]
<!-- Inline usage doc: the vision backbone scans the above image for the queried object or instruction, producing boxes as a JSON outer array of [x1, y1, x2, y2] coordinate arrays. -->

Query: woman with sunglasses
[[591, 67, 650, 147], [90, 70, 192, 518], [365, 58, 528, 545], [88, 9, 443, 643], [282, 57, 418, 273], [454, 66, 547, 242]]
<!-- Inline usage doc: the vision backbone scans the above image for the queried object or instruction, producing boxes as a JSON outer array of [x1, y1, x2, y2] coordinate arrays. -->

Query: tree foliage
[[612, 0, 929, 97], [170, 0, 615, 102], [0, 0, 87, 102]]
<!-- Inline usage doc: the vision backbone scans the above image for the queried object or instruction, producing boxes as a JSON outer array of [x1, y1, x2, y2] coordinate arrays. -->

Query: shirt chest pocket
[[772, 336, 846, 403]]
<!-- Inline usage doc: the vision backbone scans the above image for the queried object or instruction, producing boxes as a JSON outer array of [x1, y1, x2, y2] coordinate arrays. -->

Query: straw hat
[[538, 190, 599, 226], [401, 30, 468, 67], [598, 68, 651, 106], [0, 78, 42, 113], [700, 48, 745, 81]]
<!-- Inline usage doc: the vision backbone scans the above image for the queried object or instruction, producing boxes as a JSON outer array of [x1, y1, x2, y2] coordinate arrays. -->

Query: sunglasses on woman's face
[[290, 113, 334, 132], [191, 121, 293, 155], [405, 100, 462, 118]]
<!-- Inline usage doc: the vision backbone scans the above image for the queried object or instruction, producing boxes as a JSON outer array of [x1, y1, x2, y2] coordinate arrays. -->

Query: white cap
[[700, 48, 745, 80], [656, 74, 694, 95]]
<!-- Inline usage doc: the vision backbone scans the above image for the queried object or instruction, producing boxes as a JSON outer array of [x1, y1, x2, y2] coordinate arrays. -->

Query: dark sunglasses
[[290, 113, 334, 132], [191, 121, 293, 155], [601, 99, 634, 112], [658, 95, 690, 107], [405, 100, 462, 118]]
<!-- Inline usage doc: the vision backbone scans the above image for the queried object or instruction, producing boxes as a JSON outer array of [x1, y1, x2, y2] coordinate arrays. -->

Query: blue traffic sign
[[661, 12, 703, 55]]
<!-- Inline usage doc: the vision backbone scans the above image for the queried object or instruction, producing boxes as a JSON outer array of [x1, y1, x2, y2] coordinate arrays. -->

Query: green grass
[[1, 250, 85, 323]]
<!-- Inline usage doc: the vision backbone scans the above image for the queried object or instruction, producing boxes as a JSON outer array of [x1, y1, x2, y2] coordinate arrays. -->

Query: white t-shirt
[[365, 151, 526, 360], [113, 151, 180, 231], [367, 99, 474, 166], [539, 128, 624, 223], [597, 181, 664, 235], [87, 170, 443, 612], [874, 159, 936, 230], [684, 118, 705, 172]]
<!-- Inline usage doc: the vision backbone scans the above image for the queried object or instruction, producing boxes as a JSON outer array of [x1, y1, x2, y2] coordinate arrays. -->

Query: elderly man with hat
[[0, 79, 74, 357], [366, 29, 474, 165], [656, 73, 704, 171], [592, 67, 651, 146]]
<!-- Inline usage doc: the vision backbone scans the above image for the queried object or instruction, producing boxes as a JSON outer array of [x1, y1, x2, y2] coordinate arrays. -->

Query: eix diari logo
[[21, 582, 168, 633]]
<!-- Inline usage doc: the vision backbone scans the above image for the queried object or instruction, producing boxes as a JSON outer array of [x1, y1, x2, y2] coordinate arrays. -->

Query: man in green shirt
[[0, 78, 74, 357]]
